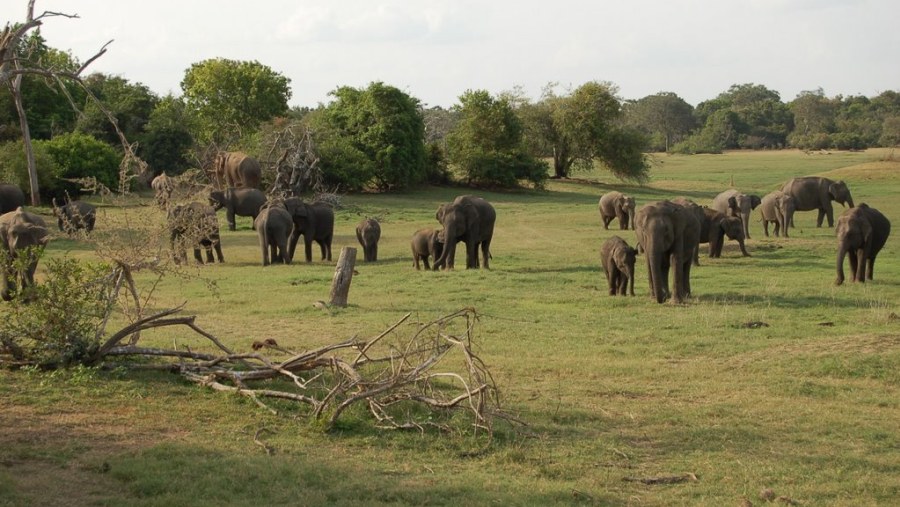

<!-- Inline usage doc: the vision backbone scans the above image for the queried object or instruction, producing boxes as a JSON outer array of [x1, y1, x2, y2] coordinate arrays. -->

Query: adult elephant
[[208, 188, 266, 231], [0, 207, 50, 301], [254, 203, 293, 266], [0, 184, 25, 214], [598, 191, 636, 230], [356, 218, 381, 262], [759, 190, 796, 237], [780, 176, 853, 228], [168, 202, 223, 264], [283, 197, 334, 263], [52, 199, 96, 234], [600, 236, 636, 296], [711, 189, 761, 240], [432, 195, 496, 270], [634, 200, 700, 304], [835, 203, 890, 285], [410, 228, 444, 270], [210, 152, 261, 189]]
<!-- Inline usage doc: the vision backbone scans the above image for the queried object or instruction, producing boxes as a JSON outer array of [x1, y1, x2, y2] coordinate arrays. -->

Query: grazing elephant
[[52, 199, 96, 234], [759, 190, 796, 237], [356, 218, 381, 262], [712, 189, 762, 240], [209, 151, 262, 189], [0, 208, 50, 301], [634, 200, 700, 304], [410, 228, 444, 270], [600, 235, 636, 296], [150, 173, 174, 207], [208, 187, 267, 231], [168, 202, 223, 264], [0, 184, 25, 214], [701, 207, 748, 261], [254, 203, 293, 266], [432, 195, 496, 270], [598, 191, 636, 230], [780, 176, 854, 228], [283, 198, 334, 263], [835, 203, 890, 285]]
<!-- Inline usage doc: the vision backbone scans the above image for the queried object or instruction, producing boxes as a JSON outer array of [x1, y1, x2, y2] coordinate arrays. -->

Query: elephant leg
[[304, 238, 314, 263], [867, 252, 877, 280], [847, 250, 859, 282], [319, 241, 328, 261], [214, 243, 224, 263], [466, 241, 478, 269], [481, 240, 491, 270], [287, 230, 300, 261], [227, 210, 236, 231], [816, 209, 826, 228], [193, 247, 205, 264], [854, 248, 867, 283], [602, 216, 611, 230]]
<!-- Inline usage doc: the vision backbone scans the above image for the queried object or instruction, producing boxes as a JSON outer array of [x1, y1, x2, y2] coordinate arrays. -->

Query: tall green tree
[[75, 73, 158, 146], [624, 92, 695, 152], [138, 94, 193, 175], [180, 58, 291, 146], [518, 82, 648, 181], [309, 82, 426, 190], [685, 83, 791, 150], [446, 89, 547, 188]]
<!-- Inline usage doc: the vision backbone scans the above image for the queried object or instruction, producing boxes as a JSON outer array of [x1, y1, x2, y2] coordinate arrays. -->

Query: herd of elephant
[[0, 153, 891, 305], [598, 176, 891, 303]]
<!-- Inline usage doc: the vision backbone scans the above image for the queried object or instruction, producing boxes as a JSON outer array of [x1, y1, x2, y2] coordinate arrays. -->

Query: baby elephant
[[168, 202, 223, 264], [600, 236, 637, 296], [356, 218, 381, 262], [52, 199, 96, 234], [254, 203, 293, 266], [410, 228, 444, 270]]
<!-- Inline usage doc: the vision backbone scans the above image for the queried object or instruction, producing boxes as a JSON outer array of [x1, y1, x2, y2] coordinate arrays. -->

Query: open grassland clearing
[[1, 149, 899, 505]]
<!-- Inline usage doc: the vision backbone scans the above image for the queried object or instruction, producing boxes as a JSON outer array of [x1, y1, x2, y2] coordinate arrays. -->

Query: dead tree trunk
[[329, 247, 356, 307]]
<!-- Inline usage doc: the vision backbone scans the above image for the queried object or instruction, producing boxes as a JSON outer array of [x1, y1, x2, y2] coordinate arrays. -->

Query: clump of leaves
[[0, 257, 113, 367]]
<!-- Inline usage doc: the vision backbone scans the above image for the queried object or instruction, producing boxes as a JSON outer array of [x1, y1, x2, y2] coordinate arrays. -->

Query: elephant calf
[[835, 203, 890, 285], [410, 228, 444, 270], [598, 191, 636, 230], [208, 187, 266, 231], [52, 199, 96, 234], [255, 203, 293, 266], [356, 218, 381, 262], [168, 202, 223, 265], [600, 236, 636, 296], [759, 190, 796, 237]]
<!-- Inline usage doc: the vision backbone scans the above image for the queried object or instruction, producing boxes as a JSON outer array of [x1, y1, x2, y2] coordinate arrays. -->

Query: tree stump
[[329, 247, 357, 307]]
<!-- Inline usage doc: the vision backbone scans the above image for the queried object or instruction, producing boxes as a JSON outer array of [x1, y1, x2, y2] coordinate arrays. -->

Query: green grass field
[[2, 149, 898, 505]]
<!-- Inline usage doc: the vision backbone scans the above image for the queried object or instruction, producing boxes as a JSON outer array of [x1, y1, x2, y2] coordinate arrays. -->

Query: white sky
[[4, 0, 898, 107]]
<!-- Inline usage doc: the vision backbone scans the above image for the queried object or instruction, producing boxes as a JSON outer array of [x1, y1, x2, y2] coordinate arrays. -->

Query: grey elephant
[[635, 200, 700, 304], [600, 235, 636, 296], [52, 199, 96, 234], [410, 228, 444, 270], [254, 203, 293, 266], [598, 191, 636, 230], [150, 173, 174, 207], [711, 189, 761, 240], [208, 187, 266, 231], [835, 203, 890, 285], [283, 197, 334, 263], [209, 151, 261, 189], [701, 207, 748, 261], [780, 176, 854, 228], [432, 195, 496, 270], [356, 218, 381, 262], [759, 190, 796, 237], [0, 207, 50, 301], [0, 184, 25, 214], [168, 202, 223, 264]]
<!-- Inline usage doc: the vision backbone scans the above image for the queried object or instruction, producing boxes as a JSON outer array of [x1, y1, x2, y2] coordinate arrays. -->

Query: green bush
[[0, 257, 111, 367], [788, 132, 832, 150], [38, 132, 121, 197], [672, 131, 725, 154], [0, 141, 63, 199], [453, 149, 548, 189], [831, 132, 865, 150]]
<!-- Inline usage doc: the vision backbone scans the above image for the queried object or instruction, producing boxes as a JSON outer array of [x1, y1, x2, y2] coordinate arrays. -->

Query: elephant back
[[0, 184, 26, 214]]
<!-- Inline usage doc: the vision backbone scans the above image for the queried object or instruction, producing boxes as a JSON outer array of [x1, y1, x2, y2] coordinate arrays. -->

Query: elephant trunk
[[737, 236, 750, 257], [433, 232, 456, 270], [627, 208, 636, 231], [835, 243, 848, 285], [627, 264, 635, 296], [846, 196, 855, 209], [742, 212, 752, 240]]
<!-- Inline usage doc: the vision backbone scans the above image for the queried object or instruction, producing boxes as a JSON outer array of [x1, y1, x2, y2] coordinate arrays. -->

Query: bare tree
[[0, 1, 125, 205]]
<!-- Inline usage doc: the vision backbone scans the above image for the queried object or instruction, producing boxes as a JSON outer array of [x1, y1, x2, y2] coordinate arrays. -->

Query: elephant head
[[433, 201, 479, 270], [835, 205, 871, 285], [829, 180, 854, 209], [726, 193, 761, 239], [635, 201, 697, 304], [0, 208, 50, 301], [611, 243, 637, 296], [618, 195, 636, 230]]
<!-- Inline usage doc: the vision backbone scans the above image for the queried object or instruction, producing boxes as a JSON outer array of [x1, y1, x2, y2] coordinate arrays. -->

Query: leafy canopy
[[446, 89, 548, 188], [181, 58, 291, 145]]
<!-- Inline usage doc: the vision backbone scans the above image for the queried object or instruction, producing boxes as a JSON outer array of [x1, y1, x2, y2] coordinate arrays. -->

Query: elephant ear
[[463, 203, 480, 235], [727, 196, 738, 213], [750, 195, 762, 209], [436, 204, 448, 222]]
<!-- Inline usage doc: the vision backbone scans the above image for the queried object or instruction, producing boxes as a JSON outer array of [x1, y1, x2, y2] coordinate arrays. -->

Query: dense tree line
[[2, 33, 898, 199]]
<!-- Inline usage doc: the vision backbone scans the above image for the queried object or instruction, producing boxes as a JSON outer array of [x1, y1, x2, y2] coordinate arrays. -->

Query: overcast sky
[[4, 0, 898, 108]]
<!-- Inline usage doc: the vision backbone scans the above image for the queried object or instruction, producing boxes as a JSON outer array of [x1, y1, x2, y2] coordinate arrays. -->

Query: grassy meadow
[[1, 149, 899, 505]]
